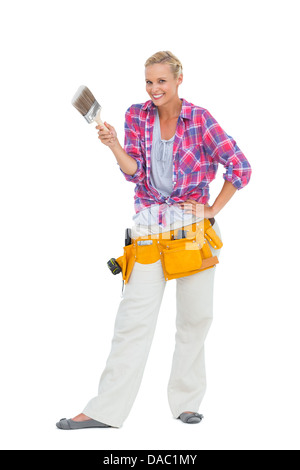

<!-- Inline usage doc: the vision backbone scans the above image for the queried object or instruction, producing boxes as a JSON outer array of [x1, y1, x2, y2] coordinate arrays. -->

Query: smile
[[152, 94, 164, 100]]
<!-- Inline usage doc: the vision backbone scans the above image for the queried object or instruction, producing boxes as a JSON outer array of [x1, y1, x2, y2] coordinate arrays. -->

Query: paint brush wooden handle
[[94, 109, 110, 132]]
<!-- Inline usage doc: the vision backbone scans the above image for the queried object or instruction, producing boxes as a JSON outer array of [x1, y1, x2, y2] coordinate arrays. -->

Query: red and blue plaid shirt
[[120, 98, 251, 225]]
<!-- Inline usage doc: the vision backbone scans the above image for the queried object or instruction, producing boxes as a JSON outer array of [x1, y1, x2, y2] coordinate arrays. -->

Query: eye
[[159, 80, 165, 83], [146, 81, 152, 85]]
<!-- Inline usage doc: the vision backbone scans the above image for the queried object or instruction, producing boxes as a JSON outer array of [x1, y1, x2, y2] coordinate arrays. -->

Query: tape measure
[[107, 258, 122, 275]]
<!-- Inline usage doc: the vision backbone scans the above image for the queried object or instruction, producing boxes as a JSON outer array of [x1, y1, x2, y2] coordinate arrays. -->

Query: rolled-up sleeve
[[119, 106, 146, 184], [202, 109, 252, 190]]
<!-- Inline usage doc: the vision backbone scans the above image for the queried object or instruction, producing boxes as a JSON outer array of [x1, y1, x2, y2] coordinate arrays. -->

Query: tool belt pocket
[[162, 244, 202, 276], [114, 244, 136, 285], [159, 238, 206, 281]]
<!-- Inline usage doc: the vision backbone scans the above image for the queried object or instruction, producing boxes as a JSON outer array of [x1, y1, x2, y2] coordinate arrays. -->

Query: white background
[[0, 0, 299, 451]]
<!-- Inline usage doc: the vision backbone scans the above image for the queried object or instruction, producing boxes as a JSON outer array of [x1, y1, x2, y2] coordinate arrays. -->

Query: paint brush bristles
[[72, 86, 97, 117], [71, 85, 108, 130]]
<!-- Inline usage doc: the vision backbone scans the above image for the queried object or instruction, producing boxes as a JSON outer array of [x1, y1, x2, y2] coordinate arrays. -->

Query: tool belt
[[109, 218, 223, 285]]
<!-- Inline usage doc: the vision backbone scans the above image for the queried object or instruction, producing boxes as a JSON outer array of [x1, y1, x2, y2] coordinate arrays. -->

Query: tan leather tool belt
[[116, 218, 223, 284]]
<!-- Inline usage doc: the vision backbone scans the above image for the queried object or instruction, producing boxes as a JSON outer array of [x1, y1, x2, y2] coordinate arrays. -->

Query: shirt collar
[[141, 98, 192, 120]]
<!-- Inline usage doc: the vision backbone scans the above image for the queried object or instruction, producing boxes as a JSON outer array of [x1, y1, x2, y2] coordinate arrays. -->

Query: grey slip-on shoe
[[178, 412, 204, 424], [56, 418, 111, 430]]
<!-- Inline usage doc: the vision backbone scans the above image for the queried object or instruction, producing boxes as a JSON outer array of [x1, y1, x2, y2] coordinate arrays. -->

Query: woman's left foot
[[178, 412, 203, 424]]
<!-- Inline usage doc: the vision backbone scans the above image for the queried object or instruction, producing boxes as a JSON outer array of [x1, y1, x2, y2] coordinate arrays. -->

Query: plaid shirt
[[120, 98, 251, 225]]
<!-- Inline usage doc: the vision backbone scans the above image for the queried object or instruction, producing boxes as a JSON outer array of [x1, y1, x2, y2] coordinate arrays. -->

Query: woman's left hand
[[178, 200, 216, 219]]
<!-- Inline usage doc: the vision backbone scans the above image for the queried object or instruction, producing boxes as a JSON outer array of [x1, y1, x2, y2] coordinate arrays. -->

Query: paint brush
[[71, 85, 109, 131]]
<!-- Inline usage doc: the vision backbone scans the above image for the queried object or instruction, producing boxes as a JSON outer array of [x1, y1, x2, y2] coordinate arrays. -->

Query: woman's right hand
[[96, 122, 119, 149]]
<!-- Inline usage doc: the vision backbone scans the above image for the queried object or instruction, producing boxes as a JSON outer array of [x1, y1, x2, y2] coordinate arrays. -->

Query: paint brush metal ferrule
[[84, 100, 101, 123]]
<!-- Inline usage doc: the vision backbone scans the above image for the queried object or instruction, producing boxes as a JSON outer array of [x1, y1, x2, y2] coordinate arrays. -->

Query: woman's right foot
[[56, 415, 110, 430], [71, 413, 92, 422]]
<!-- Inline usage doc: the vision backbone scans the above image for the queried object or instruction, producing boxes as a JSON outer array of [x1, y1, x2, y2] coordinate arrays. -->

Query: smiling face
[[145, 63, 183, 107]]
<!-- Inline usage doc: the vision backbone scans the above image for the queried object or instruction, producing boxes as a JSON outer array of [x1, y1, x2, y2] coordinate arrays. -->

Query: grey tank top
[[149, 108, 175, 196], [132, 107, 204, 235]]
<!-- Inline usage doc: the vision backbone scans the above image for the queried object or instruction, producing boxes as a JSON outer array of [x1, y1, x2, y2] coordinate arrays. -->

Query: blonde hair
[[144, 51, 183, 79]]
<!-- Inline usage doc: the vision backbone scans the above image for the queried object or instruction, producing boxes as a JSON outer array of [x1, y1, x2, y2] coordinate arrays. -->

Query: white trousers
[[83, 222, 222, 428]]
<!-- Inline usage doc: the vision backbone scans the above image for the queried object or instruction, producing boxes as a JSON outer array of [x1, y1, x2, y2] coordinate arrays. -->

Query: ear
[[177, 73, 183, 86]]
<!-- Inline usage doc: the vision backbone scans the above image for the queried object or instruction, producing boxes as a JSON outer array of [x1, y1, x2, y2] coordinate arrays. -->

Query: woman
[[56, 51, 251, 430]]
